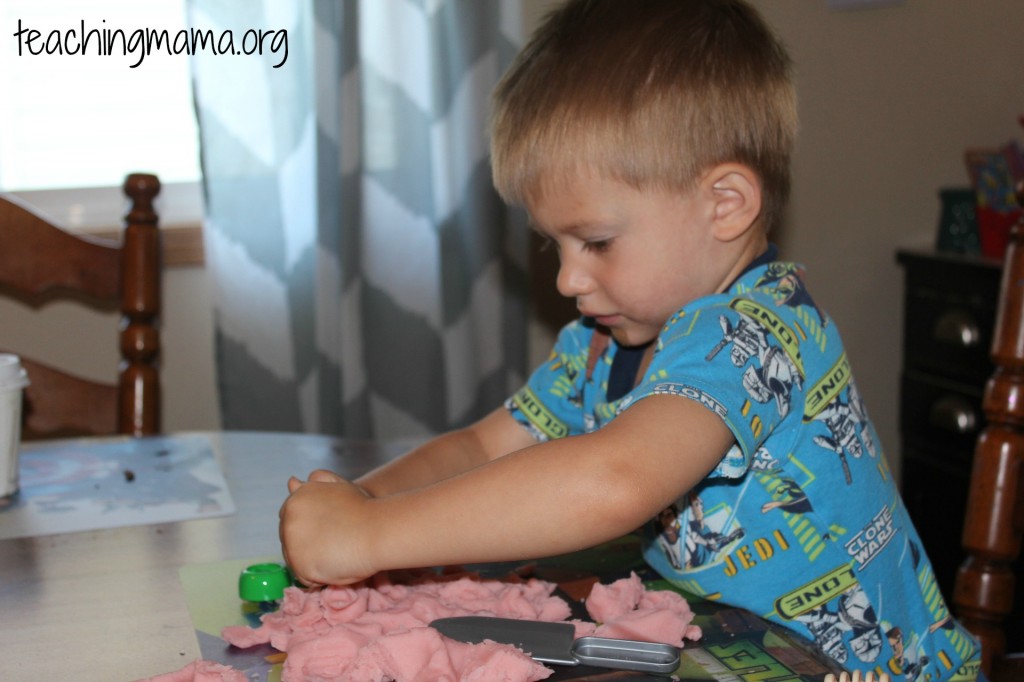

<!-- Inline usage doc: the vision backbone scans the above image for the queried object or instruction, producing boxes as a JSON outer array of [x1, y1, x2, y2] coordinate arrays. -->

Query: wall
[[523, 0, 1024, 482], [755, 0, 1022, 483]]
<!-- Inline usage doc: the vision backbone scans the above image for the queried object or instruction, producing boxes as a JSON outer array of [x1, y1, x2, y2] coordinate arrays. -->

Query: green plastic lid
[[238, 562, 292, 602]]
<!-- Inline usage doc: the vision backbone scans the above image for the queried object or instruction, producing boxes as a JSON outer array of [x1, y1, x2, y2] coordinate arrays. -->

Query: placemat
[[0, 433, 235, 539]]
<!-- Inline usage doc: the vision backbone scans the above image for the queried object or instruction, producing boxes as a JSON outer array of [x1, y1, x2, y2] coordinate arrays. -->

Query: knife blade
[[430, 616, 681, 675]]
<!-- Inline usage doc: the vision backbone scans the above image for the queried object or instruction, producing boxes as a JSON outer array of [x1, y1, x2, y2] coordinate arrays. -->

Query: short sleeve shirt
[[506, 258, 981, 682]]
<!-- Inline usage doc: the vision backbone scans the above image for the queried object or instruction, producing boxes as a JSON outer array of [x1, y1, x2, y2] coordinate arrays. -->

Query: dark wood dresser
[[896, 248, 1022, 649]]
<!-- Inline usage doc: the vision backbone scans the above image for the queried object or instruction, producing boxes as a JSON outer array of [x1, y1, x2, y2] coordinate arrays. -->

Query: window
[[0, 0, 202, 230]]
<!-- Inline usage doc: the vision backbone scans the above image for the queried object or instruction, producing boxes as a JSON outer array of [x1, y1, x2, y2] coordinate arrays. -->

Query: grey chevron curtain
[[188, 0, 529, 438]]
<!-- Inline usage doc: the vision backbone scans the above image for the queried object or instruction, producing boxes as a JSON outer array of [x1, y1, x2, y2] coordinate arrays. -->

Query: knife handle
[[571, 636, 680, 674]]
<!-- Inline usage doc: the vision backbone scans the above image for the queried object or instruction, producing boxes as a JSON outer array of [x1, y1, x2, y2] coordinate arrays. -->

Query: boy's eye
[[583, 239, 612, 253]]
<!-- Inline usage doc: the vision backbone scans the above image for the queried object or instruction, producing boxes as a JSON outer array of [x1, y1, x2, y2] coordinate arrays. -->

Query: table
[[0, 431, 845, 682], [0, 431, 413, 682]]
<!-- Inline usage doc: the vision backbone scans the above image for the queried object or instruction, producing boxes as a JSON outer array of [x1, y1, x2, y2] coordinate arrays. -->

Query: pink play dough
[[587, 572, 703, 646], [223, 572, 565, 681], [135, 570, 701, 682], [134, 659, 249, 682]]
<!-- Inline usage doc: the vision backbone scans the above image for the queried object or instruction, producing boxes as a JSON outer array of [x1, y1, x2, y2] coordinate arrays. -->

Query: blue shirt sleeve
[[505, 319, 597, 440]]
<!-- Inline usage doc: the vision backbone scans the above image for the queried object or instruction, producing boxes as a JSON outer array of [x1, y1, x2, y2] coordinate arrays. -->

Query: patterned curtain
[[188, 0, 528, 438]]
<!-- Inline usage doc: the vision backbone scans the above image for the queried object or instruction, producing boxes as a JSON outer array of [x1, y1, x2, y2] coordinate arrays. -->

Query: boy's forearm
[[364, 398, 730, 571], [355, 407, 535, 497], [365, 440, 632, 570], [355, 428, 489, 497]]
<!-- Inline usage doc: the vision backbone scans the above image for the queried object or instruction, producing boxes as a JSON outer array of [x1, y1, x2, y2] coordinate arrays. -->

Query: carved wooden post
[[119, 173, 161, 435], [953, 198, 1024, 676]]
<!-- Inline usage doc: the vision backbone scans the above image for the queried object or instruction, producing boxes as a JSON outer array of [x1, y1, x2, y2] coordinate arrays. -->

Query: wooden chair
[[0, 173, 162, 440], [953, 197, 1024, 680]]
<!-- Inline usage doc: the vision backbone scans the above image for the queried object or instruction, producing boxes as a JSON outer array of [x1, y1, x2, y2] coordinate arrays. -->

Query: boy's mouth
[[591, 314, 622, 326]]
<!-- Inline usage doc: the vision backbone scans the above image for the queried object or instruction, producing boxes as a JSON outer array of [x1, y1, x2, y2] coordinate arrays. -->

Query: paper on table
[[0, 433, 235, 540]]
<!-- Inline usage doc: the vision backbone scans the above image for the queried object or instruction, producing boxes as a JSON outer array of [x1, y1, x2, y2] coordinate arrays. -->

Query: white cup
[[0, 354, 29, 500]]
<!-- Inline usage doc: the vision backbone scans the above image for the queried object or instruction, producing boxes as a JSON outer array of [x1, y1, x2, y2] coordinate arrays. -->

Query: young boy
[[279, 1, 982, 679]]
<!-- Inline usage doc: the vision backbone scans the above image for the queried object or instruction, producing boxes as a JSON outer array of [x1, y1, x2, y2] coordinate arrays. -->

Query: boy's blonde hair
[[491, 0, 797, 232]]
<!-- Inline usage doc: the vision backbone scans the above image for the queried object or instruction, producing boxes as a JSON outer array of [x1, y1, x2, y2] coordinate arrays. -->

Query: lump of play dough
[[292, 623, 551, 682], [223, 572, 564, 681], [586, 572, 703, 646], [222, 573, 572, 651], [133, 659, 249, 682], [138, 570, 700, 682]]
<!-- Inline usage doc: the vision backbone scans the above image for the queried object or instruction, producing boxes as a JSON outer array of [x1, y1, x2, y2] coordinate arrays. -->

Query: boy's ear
[[703, 164, 762, 242]]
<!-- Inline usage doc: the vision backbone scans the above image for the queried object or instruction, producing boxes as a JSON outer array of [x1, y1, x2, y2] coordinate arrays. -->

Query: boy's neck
[[739, 242, 778, 276], [715, 231, 770, 295]]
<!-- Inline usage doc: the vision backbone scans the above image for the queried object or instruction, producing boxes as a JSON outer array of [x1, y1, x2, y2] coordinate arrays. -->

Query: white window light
[[0, 0, 203, 230]]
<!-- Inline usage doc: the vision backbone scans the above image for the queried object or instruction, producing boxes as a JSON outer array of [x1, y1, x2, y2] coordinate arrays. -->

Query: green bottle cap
[[238, 562, 292, 602]]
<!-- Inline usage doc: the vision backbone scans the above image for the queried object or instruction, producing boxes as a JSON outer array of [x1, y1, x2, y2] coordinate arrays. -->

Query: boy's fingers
[[285, 469, 341, 494], [307, 469, 344, 483], [295, 575, 323, 590]]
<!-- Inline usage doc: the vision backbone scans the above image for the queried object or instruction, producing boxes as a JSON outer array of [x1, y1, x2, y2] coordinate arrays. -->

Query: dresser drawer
[[898, 250, 1000, 384], [898, 370, 984, 464]]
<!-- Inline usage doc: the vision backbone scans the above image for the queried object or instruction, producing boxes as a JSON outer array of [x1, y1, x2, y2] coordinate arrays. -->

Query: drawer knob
[[928, 395, 978, 434], [932, 310, 980, 348]]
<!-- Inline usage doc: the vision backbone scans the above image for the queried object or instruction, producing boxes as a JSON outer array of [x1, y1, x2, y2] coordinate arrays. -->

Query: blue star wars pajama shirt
[[506, 250, 981, 682]]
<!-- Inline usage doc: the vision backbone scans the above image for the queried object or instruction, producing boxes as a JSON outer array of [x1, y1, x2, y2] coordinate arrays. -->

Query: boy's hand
[[279, 470, 377, 588]]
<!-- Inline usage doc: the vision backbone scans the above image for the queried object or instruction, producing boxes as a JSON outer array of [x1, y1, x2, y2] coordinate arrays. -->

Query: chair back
[[953, 193, 1024, 680], [0, 173, 161, 439]]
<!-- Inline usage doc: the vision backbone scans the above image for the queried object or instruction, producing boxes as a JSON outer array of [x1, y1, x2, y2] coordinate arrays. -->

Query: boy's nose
[[556, 256, 593, 299]]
